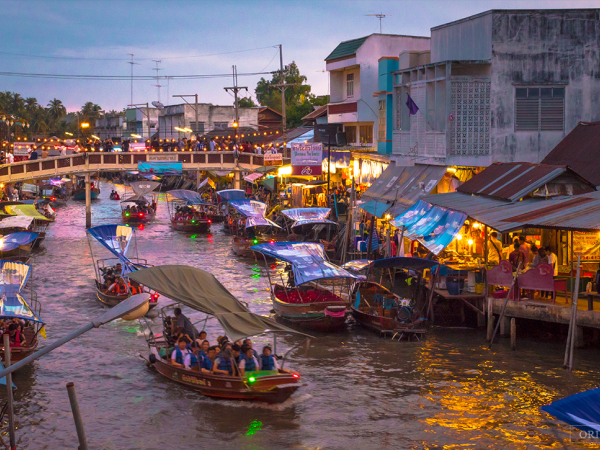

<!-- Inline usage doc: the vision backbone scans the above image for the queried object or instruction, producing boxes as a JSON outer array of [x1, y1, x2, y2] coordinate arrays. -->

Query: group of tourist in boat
[[0, 318, 29, 347], [123, 203, 156, 216], [173, 205, 207, 222]]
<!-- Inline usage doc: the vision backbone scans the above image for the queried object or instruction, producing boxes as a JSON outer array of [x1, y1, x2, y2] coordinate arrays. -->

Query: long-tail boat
[[343, 257, 437, 340], [0, 260, 45, 362], [228, 199, 283, 257], [86, 225, 158, 312], [72, 176, 100, 200], [281, 207, 339, 242], [121, 181, 160, 224], [167, 190, 211, 233], [252, 242, 357, 332], [131, 264, 305, 404], [0, 203, 51, 248]]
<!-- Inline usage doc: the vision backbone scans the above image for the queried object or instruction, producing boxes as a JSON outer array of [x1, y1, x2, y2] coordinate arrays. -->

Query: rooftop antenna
[[127, 54, 140, 106], [152, 60, 163, 103], [366, 13, 391, 33]]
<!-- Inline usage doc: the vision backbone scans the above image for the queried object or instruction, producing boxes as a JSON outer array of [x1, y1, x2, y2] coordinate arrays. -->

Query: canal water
[[9, 181, 600, 449]]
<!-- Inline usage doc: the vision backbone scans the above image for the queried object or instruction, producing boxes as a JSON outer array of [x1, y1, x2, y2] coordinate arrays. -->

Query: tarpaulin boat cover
[[217, 189, 245, 202], [168, 190, 210, 206], [197, 178, 210, 189], [138, 162, 182, 175], [0, 232, 38, 252], [251, 242, 357, 285], [341, 259, 373, 272], [0, 293, 42, 323], [128, 265, 306, 341], [229, 199, 281, 229], [291, 218, 338, 230], [5, 205, 51, 221], [87, 225, 143, 275], [542, 387, 600, 434], [122, 181, 160, 203], [282, 208, 331, 222], [0, 260, 30, 294], [0, 216, 34, 230], [391, 200, 466, 255]]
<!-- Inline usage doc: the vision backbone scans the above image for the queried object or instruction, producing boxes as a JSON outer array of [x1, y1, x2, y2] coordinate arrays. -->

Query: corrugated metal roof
[[325, 36, 368, 61], [362, 164, 447, 214], [456, 162, 568, 201], [302, 105, 327, 121], [541, 121, 600, 186], [424, 191, 600, 232]]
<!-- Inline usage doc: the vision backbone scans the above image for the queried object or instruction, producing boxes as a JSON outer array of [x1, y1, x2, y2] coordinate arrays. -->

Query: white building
[[325, 34, 430, 147]]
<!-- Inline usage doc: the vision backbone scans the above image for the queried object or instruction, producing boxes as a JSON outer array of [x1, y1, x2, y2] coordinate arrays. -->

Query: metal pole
[[3, 335, 15, 450], [195, 94, 198, 139], [279, 45, 286, 140], [85, 172, 91, 229], [66, 382, 89, 450], [146, 103, 150, 144], [327, 137, 331, 208]]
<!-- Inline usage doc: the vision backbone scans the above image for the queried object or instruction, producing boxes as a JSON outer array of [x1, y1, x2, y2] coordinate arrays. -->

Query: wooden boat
[[344, 257, 437, 340], [253, 242, 358, 332], [228, 199, 283, 257], [0, 230, 39, 258], [121, 181, 160, 224], [72, 187, 100, 201], [131, 265, 305, 404], [95, 278, 158, 311], [281, 207, 339, 243], [0, 260, 44, 363], [167, 190, 212, 233]]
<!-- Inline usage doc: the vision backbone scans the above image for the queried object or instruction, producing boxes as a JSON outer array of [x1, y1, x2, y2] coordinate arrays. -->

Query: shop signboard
[[147, 154, 178, 162], [263, 153, 283, 166], [291, 143, 322, 176], [573, 231, 600, 261]]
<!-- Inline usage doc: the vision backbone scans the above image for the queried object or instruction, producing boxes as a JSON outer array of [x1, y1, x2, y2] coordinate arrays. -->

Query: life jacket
[[174, 347, 189, 365], [190, 353, 199, 368], [217, 356, 233, 375], [241, 354, 256, 372], [111, 283, 127, 295], [260, 354, 275, 371], [129, 284, 139, 294], [10, 330, 22, 346], [201, 356, 213, 371]]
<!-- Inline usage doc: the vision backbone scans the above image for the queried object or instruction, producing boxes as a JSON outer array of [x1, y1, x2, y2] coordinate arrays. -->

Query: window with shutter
[[515, 87, 564, 132]]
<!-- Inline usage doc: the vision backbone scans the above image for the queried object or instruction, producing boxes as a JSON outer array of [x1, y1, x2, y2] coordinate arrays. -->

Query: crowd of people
[[124, 202, 156, 216], [173, 205, 207, 222], [168, 308, 279, 376], [0, 318, 28, 347]]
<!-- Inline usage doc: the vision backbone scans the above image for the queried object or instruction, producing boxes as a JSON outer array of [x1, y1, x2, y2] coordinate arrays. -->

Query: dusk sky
[[1, 0, 598, 112]]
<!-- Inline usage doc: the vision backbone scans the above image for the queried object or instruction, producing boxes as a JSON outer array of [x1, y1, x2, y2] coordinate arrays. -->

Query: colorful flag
[[39, 325, 46, 339], [406, 94, 419, 115]]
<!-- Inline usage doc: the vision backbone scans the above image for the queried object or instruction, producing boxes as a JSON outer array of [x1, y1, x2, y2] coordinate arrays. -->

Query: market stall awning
[[0, 216, 34, 230], [391, 200, 467, 255], [359, 200, 392, 218], [361, 163, 448, 215], [243, 173, 263, 184]]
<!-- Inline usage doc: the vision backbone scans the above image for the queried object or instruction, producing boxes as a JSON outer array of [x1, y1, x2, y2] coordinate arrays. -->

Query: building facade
[[390, 9, 600, 167], [158, 103, 259, 140], [124, 107, 160, 140], [94, 114, 125, 140], [325, 34, 430, 148]]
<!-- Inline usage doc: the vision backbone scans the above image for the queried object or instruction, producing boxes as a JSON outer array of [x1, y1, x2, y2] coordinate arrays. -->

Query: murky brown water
[[7, 181, 600, 449]]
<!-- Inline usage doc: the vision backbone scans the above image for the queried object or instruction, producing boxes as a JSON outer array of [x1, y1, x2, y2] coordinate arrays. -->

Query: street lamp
[[81, 123, 90, 128]]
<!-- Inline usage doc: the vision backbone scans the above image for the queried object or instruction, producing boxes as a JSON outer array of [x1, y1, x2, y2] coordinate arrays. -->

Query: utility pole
[[224, 65, 248, 131], [152, 60, 163, 103], [173, 94, 199, 135], [272, 45, 287, 146]]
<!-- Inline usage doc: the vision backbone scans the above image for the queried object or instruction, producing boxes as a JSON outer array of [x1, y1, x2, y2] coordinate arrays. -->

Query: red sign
[[292, 165, 322, 176]]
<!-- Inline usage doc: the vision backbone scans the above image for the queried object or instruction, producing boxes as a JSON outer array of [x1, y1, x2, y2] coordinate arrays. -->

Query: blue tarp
[[0, 360, 16, 388], [292, 218, 339, 229], [169, 189, 210, 206], [0, 260, 31, 294], [390, 200, 466, 255], [229, 199, 281, 229], [360, 200, 393, 218], [87, 225, 143, 275], [282, 208, 331, 222], [217, 189, 245, 202], [0, 293, 42, 323], [138, 162, 182, 175], [542, 387, 600, 434], [251, 242, 357, 285], [0, 232, 38, 252]]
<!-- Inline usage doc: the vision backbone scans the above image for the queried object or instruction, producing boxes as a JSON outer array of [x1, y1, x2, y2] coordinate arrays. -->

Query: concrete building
[[390, 9, 600, 167], [94, 114, 125, 140], [325, 34, 430, 148], [158, 103, 259, 140], [124, 107, 160, 140]]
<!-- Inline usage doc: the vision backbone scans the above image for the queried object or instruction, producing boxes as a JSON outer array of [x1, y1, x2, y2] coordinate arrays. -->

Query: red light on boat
[[270, 240, 274, 244], [139, 213, 144, 218], [151, 293, 159, 302], [138, 224, 145, 231], [292, 373, 300, 378], [208, 219, 211, 223], [50, 197, 56, 201]]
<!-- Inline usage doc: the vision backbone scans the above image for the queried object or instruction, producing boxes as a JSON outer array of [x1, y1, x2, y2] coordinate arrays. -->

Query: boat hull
[[151, 356, 300, 404], [0, 330, 39, 363], [72, 188, 100, 201], [171, 219, 211, 233], [207, 213, 225, 223], [123, 211, 155, 224], [95, 282, 157, 311]]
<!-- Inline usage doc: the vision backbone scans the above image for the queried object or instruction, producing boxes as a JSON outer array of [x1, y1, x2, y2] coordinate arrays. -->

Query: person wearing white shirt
[[238, 347, 260, 376], [6, 152, 14, 164], [171, 338, 192, 368], [209, 138, 216, 152], [545, 246, 558, 276], [487, 232, 502, 265]]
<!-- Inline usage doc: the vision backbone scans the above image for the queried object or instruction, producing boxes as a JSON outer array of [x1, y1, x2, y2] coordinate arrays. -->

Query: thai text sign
[[574, 231, 600, 261], [263, 153, 283, 166], [291, 143, 322, 176], [147, 154, 178, 162]]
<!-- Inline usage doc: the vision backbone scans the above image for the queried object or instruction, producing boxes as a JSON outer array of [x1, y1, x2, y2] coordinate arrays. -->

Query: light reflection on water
[[7, 181, 600, 449]]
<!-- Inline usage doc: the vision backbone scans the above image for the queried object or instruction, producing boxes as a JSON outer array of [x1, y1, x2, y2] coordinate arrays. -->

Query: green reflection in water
[[246, 420, 262, 436]]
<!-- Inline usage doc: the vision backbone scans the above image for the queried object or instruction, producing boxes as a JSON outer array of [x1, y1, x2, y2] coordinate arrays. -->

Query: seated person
[[213, 348, 234, 375], [171, 337, 192, 368], [171, 307, 199, 342], [7, 323, 24, 347], [108, 277, 128, 296], [198, 339, 210, 358], [200, 346, 217, 374], [259, 345, 279, 371], [239, 346, 259, 376], [242, 338, 259, 358]]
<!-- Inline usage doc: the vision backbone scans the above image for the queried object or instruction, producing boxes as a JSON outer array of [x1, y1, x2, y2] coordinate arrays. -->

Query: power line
[[0, 45, 279, 62], [0, 70, 275, 80]]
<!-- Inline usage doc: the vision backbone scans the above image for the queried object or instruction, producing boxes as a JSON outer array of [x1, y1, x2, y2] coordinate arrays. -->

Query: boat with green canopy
[[131, 264, 306, 404]]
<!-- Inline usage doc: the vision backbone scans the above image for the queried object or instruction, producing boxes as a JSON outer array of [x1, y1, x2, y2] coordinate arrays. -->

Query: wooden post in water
[[564, 254, 581, 370], [85, 172, 91, 228], [487, 297, 494, 341], [66, 382, 89, 450], [3, 334, 15, 450], [510, 318, 516, 350]]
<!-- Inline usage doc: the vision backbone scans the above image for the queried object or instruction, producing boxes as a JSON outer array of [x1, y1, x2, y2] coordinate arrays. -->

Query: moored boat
[[252, 242, 358, 332], [1, 204, 51, 248], [281, 207, 339, 242], [72, 175, 100, 200], [167, 190, 212, 233], [228, 199, 283, 257], [131, 264, 305, 404], [218, 189, 245, 234]]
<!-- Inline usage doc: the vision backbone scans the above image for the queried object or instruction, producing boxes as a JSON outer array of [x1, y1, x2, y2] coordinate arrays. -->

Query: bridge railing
[[0, 152, 288, 182]]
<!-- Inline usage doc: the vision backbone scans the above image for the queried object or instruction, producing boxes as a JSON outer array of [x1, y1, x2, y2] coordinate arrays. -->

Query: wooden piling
[[510, 318, 516, 350], [487, 297, 494, 341]]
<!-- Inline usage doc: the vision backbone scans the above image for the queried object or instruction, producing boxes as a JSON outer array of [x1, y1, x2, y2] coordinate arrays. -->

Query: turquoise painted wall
[[377, 58, 399, 154]]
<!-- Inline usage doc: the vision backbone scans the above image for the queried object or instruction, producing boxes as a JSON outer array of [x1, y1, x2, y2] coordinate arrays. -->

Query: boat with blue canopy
[[281, 207, 339, 242], [0, 231, 39, 263], [228, 199, 283, 257], [342, 257, 438, 340], [0, 260, 45, 362], [72, 175, 100, 201], [167, 189, 212, 233], [86, 224, 158, 311], [252, 242, 358, 332], [121, 181, 160, 224], [542, 387, 600, 436]]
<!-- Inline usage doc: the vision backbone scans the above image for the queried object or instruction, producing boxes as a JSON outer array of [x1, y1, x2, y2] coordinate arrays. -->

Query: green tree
[[47, 98, 67, 122], [80, 102, 102, 126], [238, 97, 257, 108]]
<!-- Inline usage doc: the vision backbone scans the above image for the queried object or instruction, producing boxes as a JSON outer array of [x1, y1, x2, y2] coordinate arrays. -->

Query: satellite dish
[[152, 101, 165, 110]]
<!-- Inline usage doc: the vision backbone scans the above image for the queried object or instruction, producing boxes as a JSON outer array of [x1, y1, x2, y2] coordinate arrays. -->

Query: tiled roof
[[325, 36, 368, 61], [541, 121, 600, 186]]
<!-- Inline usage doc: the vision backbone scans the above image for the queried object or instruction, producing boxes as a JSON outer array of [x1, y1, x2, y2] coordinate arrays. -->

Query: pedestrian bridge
[[0, 152, 286, 184]]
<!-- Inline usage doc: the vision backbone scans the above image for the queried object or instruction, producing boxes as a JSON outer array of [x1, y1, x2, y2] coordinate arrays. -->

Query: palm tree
[[80, 102, 102, 126], [30, 106, 49, 135], [47, 98, 66, 122]]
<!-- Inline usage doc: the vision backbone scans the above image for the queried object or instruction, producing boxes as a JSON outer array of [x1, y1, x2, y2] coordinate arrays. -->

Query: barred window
[[378, 100, 386, 141], [213, 122, 228, 130], [347, 73, 354, 97], [515, 87, 565, 131]]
